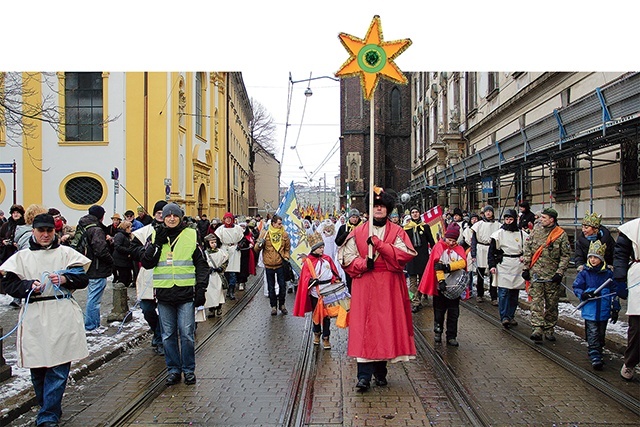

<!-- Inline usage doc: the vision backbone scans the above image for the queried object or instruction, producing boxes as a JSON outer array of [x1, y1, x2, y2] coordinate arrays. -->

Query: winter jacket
[[254, 228, 291, 269], [573, 262, 625, 321], [574, 225, 616, 267], [613, 219, 640, 315], [112, 229, 133, 268], [77, 214, 114, 279]]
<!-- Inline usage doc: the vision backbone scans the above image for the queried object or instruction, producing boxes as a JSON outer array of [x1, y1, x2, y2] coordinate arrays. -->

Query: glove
[[154, 226, 169, 246], [367, 257, 375, 270], [435, 262, 450, 273], [610, 309, 619, 324], [308, 278, 319, 289], [521, 270, 531, 281], [214, 267, 223, 273], [194, 288, 206, 307], [438, 280, 447, 293], [551, 273, 563, 284], [581, 291, 595, 302]]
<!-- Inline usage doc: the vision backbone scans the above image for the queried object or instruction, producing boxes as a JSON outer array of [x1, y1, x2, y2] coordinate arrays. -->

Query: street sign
[[0, 169, 13, 174], [111, 168, 119, 180], [165, 185, 171, 195], [482, 177, 494, 194], [114, 180, 119, 194]]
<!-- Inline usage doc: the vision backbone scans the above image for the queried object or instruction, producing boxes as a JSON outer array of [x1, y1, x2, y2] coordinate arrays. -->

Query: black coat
[[404, 220, 435, 276], [77, 214, 114, 279], [112, 229, 133, 268], [518, 209, 536, 231], [574, 225, 616, 267]]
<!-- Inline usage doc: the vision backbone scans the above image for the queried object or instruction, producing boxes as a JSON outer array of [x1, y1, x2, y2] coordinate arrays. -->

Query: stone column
[[107, 282, 131, 323]]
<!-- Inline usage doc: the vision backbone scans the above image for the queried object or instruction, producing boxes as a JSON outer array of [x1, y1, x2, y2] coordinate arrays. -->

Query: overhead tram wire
[[281, 72, 313, 186]]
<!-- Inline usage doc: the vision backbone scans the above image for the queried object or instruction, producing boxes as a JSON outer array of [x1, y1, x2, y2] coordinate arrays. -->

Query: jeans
[[498, 287, 519, 322], [433, 294, 460, 340], [585, 319, 607, 363], [31, 362, 71, 425], [357, 361, 387, 381], [266, 265, 286, 308], [139, 299, 163, 347], [225, 272, 237, 294], [84, 277, 107, 331], [310, 296, 330, 338], [158, 300, 196, 375]]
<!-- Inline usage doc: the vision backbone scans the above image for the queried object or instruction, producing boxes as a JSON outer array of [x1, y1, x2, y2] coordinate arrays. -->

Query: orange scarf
[[525, 225, 564, 299]]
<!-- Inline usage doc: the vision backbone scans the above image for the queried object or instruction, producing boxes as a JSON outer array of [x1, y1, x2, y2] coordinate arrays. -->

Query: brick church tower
[[339, 76, 412, 214]]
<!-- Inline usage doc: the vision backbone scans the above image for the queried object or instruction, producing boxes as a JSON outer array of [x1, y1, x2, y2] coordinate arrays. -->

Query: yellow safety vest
[[152, 228, 197, 288]]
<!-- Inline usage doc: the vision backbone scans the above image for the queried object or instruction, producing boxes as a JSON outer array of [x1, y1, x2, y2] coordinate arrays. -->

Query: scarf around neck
[[268, 225, 284, 252]]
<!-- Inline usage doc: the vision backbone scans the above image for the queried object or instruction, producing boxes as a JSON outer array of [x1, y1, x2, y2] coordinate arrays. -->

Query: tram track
[[460, 300, 640, 417]]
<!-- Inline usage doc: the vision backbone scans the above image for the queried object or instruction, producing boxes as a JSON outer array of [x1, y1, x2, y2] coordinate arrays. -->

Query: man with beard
[[471, 205, 501, 304], [404, 207, 435, 313], [338, 188, 417, 391]]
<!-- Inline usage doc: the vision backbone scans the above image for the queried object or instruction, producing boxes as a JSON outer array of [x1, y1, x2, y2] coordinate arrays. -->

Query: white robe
[[618, 218, 640, 315], [472, 220, 501, 268], [490, 228, 526, 290], [1, 245, 91, 368], [132, 224, 155, 300], [203, 249, 228, 308], [215, 225, 244, 273]]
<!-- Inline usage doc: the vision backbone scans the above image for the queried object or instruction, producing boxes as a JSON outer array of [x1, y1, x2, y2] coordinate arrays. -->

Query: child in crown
[[573, 240, 627, 370]]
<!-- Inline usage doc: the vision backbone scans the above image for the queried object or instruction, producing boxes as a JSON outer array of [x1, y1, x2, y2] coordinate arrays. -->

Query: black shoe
[[544, 332, 556, 342], [501, 318, 511, 329], [411, 305, 420, 313], [447, 338, 459, 347], [530, 331, 543, 342], [184, 373, 196, 385], [374, 377, 388, 386], [592, 361, 604, 371], [287, 287, 293, 293], [434, 332, 442, 343], [355, 378, 370, 391], [166, 372, 181, 386]]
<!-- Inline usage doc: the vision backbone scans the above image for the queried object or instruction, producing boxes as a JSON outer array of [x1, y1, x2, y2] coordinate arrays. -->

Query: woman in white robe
[[203, 234, 229, 317]]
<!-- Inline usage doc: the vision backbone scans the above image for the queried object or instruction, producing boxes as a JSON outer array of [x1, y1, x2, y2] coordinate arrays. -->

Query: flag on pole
[[423, 206, 445, 242], [275, 182, 311, 276]]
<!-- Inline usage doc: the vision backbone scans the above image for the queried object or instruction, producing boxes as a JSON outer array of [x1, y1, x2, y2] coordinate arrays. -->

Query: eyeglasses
[[36, 227, 55, 233]]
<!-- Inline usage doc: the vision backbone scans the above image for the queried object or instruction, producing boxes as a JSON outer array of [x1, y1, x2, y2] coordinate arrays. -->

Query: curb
[[0, 328, 150, 425]]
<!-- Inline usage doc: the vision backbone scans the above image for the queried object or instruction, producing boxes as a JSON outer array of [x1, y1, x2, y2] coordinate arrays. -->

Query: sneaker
[[447, 338, 459, 347], [544, 332, 556, 342], [238, 284, 245, 291], [476, 296, 484, 303], [491, 299, 498, 306], [166, 372, 181, 386], [322, 337, 331, 350], [86, 326, 108, 335], [280, 305, 288, 315], [620, 364, 634, 381], [530, 329, 543, 342], [216, 307, 223, 317], [184, 373, 196, 385], [271, 307, 277, 316], [313, 333, 321, 345]]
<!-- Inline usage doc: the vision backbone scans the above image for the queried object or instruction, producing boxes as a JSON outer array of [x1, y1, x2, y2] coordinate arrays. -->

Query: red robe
[[293, 254, 342, 317], [418, 239, 467, 296], [344, 221, 416, 360]]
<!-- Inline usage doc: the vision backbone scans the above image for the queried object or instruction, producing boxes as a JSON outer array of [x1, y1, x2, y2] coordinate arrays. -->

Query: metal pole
[[368, 93, 375, 260], [12, 160, 16, 205], [323, 172, 327, 217]]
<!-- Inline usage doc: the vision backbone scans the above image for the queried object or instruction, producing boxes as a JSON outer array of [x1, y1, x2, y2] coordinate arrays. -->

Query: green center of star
[[357, 44, 386, 73]]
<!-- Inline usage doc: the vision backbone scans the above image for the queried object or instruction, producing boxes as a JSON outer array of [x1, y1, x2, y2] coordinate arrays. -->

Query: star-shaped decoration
[[335, 15, 412, 100]]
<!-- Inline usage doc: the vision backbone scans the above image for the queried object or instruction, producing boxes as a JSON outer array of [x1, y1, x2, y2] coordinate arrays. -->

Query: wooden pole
[[368, 93, 375, 260]]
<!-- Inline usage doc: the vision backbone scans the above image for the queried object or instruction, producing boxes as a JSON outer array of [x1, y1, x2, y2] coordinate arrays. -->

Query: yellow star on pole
[[335, 15, 412, 100]]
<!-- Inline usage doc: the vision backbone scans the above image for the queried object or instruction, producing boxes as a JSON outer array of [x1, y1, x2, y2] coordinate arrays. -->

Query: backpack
[[70, 223, 97, 256]]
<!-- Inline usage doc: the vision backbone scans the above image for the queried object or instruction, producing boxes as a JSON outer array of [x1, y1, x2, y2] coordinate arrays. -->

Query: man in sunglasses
[[1, 213, 91, 427]]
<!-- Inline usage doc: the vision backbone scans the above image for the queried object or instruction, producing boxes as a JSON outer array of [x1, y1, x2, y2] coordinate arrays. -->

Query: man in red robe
[[338, 188, 417, 391]]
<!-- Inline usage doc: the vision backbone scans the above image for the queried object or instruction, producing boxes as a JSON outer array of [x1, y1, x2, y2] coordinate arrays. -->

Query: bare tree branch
[[249, 97, 278, 162]]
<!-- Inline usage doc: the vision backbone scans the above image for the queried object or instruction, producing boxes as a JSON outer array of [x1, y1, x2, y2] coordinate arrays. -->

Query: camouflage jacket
[[523, 224, 571, 280]]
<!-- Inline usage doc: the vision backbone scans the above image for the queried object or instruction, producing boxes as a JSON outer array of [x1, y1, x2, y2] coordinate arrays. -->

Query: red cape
[[293, 254, 342, 317], [344, 221, 417, 360], [418, 239, 467, 296]]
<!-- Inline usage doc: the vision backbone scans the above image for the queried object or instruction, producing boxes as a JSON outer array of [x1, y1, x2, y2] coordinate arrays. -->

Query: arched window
[[390, 87, 401, 123]]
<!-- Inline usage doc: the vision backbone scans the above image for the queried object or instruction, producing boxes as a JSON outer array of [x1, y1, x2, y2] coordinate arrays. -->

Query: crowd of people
[[0, 190, 638, 425]]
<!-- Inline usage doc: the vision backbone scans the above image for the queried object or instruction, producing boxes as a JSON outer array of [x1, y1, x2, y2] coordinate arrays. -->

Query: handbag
[[277, 251, 295, 282]]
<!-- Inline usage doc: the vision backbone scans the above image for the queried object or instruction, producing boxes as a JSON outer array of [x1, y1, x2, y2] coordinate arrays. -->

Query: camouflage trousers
[[408, 275, 423, 307], [528, 281, 561, 332]]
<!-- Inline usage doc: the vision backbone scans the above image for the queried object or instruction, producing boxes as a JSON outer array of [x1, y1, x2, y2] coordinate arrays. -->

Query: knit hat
[[483, 205, 494, 214], [153, 200, 168, 214], [519, 200, 530, 209], [308, 231, 325, 252], [582, 212, 602, 228], [453, 207, 463, 217], [541, 208, 558, 219], [349, 208, 360, 218], [48, 208, 61, 216], [587, 240, 606, 262], [137, 206, 145, 213], [504, 209, 517, 219], [444, 223, 460, 240], [162, 203, 183, 219], [32, 213, 55, 229], [88, 205, 105, 220], [470, 213, 480, 220]]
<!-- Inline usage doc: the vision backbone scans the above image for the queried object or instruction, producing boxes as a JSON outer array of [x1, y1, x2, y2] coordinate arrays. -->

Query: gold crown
[[582, 212, 602, 228], [307, 232, 324, 251], [587, 240, 606, 259]]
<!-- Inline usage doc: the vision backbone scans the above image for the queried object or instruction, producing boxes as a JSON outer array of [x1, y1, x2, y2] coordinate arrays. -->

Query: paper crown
[[582, 212, 602, 228], [308, 232, 325, 252], [587, 240, 606, 260]]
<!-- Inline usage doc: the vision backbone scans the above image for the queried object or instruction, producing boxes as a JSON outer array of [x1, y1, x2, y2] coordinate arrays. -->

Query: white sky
[[5, 1, 638, 187]]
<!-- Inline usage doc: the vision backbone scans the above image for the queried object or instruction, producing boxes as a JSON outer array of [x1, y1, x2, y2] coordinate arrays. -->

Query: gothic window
[[390, 87, 401, 123], [64, 72, 103, 141]]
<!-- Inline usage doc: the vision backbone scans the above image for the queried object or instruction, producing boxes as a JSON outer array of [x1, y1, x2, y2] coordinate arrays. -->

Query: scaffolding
[[404, 72, 640, 227]]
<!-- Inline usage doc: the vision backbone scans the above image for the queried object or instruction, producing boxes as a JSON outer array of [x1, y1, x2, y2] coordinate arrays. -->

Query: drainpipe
[[143, 72, 149, 210], [226, 74, 231, 212]]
